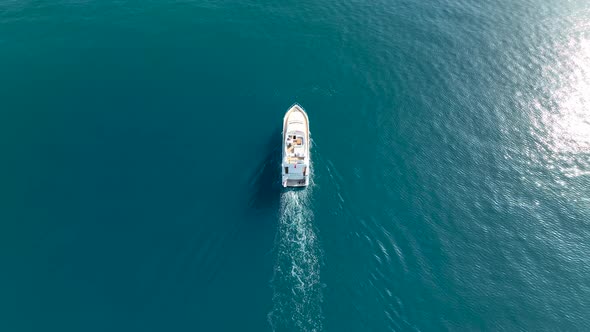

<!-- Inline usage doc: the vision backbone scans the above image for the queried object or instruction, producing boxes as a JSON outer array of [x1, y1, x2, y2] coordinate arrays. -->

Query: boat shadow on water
[[247, 128, 283, 212]]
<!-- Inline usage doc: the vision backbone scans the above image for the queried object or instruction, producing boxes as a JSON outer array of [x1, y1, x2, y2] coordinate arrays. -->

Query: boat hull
[[281, 104, 310, 188]]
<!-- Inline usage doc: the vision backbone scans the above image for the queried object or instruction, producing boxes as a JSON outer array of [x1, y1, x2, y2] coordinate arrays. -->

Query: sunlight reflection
[[547, 38, 590, 153], [531, 36, 590, 178]]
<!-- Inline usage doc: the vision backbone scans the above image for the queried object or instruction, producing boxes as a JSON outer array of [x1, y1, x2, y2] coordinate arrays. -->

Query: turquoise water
[[1, 0, 590, 330]]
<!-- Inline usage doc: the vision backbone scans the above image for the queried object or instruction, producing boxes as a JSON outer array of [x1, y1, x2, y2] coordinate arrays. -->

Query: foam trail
[[268, 167, 322, 331]]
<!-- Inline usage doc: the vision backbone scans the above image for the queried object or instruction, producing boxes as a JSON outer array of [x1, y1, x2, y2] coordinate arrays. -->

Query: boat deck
[[286, 136, 306, 164], [285, 178, 308, 187]]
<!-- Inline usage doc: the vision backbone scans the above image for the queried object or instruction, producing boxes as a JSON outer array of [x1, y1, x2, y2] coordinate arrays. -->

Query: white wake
[[268, 181, 322, 331]]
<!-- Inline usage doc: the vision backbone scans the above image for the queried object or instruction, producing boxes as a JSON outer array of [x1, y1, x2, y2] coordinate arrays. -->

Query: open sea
[[1, 0, 590, 331]]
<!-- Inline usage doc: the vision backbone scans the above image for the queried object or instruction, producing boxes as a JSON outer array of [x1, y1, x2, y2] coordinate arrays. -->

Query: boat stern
[[282, 176, 309, 188], [281, 163, 309, 187]]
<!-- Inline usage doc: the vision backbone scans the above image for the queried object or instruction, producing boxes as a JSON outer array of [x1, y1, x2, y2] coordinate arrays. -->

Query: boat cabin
[[285, 132, 306, 163], [284, 131, 307, 176]]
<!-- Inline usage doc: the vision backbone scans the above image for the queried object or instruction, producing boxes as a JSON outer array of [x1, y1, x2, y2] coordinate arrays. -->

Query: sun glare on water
[[547, 38, 590, 153], [529, 32, 590, 178]]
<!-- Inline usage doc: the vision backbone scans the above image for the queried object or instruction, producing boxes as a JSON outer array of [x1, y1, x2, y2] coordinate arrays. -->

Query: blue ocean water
[[1, 0, 589, 330]]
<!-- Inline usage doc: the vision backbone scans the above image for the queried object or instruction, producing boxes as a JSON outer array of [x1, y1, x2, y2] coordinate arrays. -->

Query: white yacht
[[282, 104, 310, 187]]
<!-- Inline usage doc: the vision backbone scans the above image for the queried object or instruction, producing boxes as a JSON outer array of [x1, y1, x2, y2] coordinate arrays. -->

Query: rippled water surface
[[1, 0, 589, 330]]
